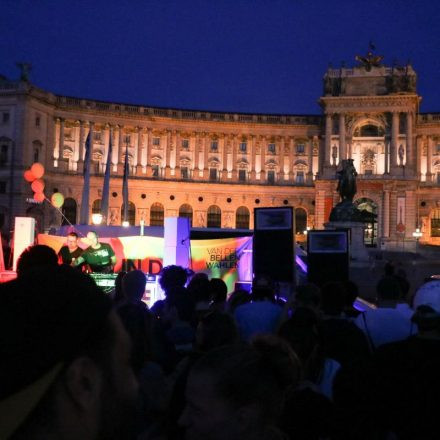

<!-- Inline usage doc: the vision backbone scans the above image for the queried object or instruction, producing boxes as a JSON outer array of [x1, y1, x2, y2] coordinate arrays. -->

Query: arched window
[[207, 205, 221, 228], [179, 204, 193, 226], [62, 198, 77, 225], [121, 201, 136, 225], [150, 202, 164, 226], [92, 199, 102, 214], [359, 124, 383, 137], [354, 198, 378, 246], [295, 207, 307, 234], [236, 206, 250, 229]]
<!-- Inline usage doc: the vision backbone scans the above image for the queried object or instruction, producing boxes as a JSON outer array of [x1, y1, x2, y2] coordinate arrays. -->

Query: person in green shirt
[[73, 231, 116, 273]]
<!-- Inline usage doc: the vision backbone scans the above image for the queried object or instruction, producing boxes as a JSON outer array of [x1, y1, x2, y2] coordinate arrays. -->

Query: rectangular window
[[239, 142, 247, 152], [2, 112, 9, 124], [182, 139, 189, 149], [268, 143, 276, 153], [152, 137, 160, 146], [35, 116, 40, 127], [267, 170, 275, 184], [124, 134, 131, 144], [0, 145, 7, 166], [181, 166, 189, 179], [209, 168, 217, 181], [211, 141, 218, 151], [238, 169, 246, 182], [296, 171, 304, 184], [152, 165, 159, 177], [436, 144, 440, 154], [94, 132, 102, 141], [0, 181, 6, 193], [296, 144, 305, 154]]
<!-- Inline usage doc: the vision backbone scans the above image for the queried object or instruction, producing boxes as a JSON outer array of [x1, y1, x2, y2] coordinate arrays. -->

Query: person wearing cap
[[367, 279, 440, 439], [0, 264, 139, 439]]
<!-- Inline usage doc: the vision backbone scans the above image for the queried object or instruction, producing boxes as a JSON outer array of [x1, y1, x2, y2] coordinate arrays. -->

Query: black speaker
[[307, 230, 349, 286], [253, 207, 294, 283]]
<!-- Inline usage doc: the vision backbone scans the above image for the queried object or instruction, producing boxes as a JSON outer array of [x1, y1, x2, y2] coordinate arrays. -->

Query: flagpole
[[79, 125, 92, 224], [122, 140, 129, 223], [101, 128, 112, 225]]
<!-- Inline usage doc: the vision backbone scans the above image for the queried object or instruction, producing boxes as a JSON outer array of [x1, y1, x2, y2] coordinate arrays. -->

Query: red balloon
[[34, 192, 45, 202], [24, 169, 36, 182], [31, 162, 45, 179], [31, 178, 45, 193]]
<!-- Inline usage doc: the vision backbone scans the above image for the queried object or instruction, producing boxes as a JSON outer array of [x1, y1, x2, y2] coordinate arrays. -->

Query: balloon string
[[43, 197, 87, 238]]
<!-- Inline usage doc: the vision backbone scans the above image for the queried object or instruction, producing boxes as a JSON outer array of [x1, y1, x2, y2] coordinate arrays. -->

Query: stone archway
[[354, 197, 378, 246]]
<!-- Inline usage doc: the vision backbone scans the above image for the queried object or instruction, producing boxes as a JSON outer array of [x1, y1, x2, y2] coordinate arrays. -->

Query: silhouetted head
[[122, 270, 146, 303], [16, 244, 58, 276]]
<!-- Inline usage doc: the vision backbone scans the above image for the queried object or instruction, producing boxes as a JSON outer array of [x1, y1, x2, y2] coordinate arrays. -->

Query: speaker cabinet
[[307, 230, 349, 286], [253, 207, 294, 283], [13, 217, 36, 271]]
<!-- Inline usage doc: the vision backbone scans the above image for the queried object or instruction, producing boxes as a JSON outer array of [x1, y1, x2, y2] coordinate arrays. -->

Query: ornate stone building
[[0, 52, 440, 249]]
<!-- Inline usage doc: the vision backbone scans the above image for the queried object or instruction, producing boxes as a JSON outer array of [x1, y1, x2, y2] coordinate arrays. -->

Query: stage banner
[[190, 236, 253, 292], [37, 234, 164, 273], [37, 234, 252, 292]]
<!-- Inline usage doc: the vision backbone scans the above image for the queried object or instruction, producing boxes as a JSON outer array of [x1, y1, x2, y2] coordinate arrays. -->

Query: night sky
[[1, 0, 439, 114]]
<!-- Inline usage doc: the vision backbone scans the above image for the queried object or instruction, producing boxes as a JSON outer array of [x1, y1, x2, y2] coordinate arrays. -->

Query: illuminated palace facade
[[1, 54, 440, 249]]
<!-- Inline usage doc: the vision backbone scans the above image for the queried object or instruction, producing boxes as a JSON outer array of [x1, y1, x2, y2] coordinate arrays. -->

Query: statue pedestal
[[324, 221, 369, 262]]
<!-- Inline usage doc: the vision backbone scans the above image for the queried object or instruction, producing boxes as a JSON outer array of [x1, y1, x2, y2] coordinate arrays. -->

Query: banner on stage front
[[37, 234, 252, 292]]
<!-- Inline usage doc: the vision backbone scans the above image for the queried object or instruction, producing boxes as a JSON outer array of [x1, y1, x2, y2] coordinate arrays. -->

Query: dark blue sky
[[1, 0, 439, 114]]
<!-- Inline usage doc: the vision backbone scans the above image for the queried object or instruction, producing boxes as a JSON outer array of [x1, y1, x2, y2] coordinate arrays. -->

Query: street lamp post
[[412, 227, 423, 258]]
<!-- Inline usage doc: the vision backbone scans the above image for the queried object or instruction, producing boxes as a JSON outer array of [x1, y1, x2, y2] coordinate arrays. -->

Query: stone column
[[427, 135, 433, 181], [307, 137, 314, 183], [384, 135, 390, 174], [136, 127, 143, 174], [133, 127, 142, 175], [54, 118, 64, 167], [324, 113, 332, 167], [53, 118, 60, 168], [194, 132, 200, 176], [88, 121, 94, 158], [231, 135, 238, 180], [73, 121, 80, 171], [339, 113, 346, 162], [260, 136, 266, 180], [78, 120, 85, 168], [383, 190, 390, 238], [163, 130, 170, 176], [118, 126, 124, 173], [222, 134, 228, 180], [112, 125, 120, 172], [390, 111, 399, 172], [406, 112, 413, 173], [278, 137, 285, 181], [146, 128, 152, 175], [416, 135, 423, 179], [250, 135, 256, 180], [171, 130, 179, 176], [289, 137, 295, 182], [203, 133, 209, 179], [103, 124, 110, 172]]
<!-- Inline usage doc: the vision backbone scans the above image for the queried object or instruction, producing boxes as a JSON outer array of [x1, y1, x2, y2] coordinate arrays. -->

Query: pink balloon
[[31, 178, 45, 193], [24, 169, 35, 182], [30, 162, 45, 179], [34, 192, 45, 202]]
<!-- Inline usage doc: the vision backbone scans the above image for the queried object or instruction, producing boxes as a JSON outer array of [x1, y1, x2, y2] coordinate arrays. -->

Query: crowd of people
[[1, 244, 440, 439]]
